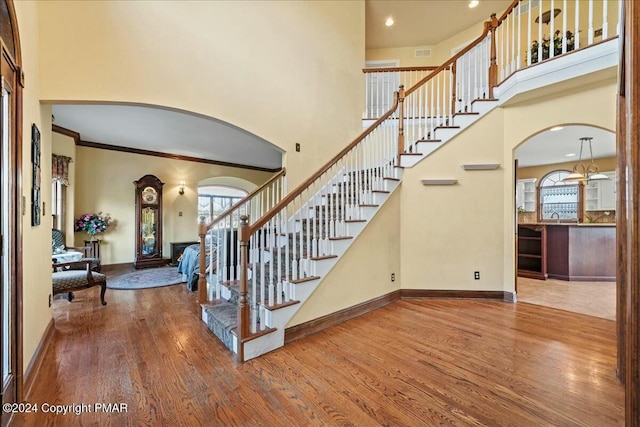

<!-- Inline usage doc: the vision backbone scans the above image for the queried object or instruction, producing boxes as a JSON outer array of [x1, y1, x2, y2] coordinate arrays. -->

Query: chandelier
[[562, 137, 610, 182]]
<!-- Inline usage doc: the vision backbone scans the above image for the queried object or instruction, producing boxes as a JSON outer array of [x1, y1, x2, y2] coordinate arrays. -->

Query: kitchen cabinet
[[585, 171, 616, 211], [516, 178, 537, 212], [517, 225, 547, 280]]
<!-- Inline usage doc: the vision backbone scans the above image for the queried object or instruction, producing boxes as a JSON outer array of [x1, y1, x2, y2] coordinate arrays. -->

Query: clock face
[[142, 186, 158, 204]]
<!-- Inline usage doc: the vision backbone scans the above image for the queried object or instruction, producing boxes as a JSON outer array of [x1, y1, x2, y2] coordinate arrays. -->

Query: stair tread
[[264, 299, 300, 310], [399, 152, 423, 156], [435, 125, 460, 129], [290, 276, 321, 284], [417, 139, 442, 143], [454, 111, 479, 116], [472, 98, 498, 103], [383, 177, 400, 181]]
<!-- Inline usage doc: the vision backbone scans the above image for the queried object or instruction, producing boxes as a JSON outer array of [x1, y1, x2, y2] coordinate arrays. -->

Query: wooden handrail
[[248, 93, 400, 235], [204, 167, 286, 230], [404, 21, 493, 98], [496, 0, 523, 25], [362, 66, 439, 73]]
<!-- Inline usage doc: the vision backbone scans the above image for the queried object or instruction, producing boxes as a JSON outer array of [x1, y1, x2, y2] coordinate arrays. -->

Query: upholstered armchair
[[52, 229, 101, 272], [52, 260, 107, 306]]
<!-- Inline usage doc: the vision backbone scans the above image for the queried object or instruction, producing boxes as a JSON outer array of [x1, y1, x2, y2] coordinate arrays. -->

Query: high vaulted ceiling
[[365, 0, 513, 49], [50, 1, 614, 171]]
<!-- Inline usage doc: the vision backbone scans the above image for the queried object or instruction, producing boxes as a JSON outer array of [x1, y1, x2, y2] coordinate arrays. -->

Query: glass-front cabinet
[[134, 174, 165, 269]]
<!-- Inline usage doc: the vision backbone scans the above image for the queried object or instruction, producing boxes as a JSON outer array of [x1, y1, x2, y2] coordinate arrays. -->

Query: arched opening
[[0, 0, 23, 416], [514, 124, 616, 320]]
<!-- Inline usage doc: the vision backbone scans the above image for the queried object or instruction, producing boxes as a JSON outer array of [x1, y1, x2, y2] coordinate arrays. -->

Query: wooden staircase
[[201, 95, 499, 360]]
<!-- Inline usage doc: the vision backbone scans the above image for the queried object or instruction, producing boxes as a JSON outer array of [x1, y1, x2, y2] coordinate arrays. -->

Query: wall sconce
[[178, 180, 186, 195]]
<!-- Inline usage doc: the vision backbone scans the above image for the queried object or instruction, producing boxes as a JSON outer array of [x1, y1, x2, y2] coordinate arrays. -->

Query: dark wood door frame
[[618, 1, 640, 425], [0, 0, 22, 426]]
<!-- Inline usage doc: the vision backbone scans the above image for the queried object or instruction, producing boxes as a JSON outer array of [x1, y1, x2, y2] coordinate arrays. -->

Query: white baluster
[[618, 0, 622, 36], [562, 0, 567, 54], [550, 0, 555, 59], [574, 0, 580, 50], [588, 0, 594, 45], [602, 0, 608, 39], [517, 1, 521, 70], [527, 0, 532, 66], [538, 4, 543, 62]]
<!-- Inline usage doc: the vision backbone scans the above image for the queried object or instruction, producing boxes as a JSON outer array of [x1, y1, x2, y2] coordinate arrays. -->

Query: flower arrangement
[[530, 30, 575, 64], [74, 212, 113, 238]]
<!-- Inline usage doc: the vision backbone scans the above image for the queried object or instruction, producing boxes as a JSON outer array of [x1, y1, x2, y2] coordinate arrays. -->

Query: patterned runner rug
[[107, 266, 184, 290]]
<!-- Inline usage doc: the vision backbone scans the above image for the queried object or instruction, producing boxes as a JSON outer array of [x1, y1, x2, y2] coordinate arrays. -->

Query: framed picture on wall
[[31, 123, 41, 226]]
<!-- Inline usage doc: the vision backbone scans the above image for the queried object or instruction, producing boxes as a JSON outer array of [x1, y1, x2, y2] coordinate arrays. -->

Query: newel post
[[197, 216, 208, 303], [237, 214, 250, 361], [397, 85, 406, 164], [488, 13, 499, 99]]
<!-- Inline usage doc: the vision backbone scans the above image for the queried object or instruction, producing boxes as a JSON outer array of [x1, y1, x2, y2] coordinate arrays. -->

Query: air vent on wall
[[515, 0, 540, 16], [414, 48, 432, 58]]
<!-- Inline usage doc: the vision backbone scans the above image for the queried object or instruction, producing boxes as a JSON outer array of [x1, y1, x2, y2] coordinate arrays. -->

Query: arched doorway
[[0, 0, 23, 421], [514, 124, 616, 318]]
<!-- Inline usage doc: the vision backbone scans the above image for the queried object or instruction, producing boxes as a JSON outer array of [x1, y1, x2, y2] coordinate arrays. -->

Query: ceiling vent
[[414, 48, 432, 58], [515, 0, 540, 16]]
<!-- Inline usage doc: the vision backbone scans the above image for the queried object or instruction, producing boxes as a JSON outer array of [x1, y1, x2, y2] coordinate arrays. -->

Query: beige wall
[[365, 46, 437, 67], [14, 0, 53, 375], [400, 108, 506, 291], [288, 189, 401, 326], [51, 132, 76, 240], [74, 147, 273, 265], [38, 0, 365, 188]]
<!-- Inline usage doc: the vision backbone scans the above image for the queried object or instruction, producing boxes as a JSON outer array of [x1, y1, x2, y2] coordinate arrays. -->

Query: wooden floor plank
[[14, 283, 624, 426]]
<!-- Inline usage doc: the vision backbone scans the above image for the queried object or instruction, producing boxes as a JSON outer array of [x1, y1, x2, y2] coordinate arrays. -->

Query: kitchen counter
[[518, 223, 616, 282]]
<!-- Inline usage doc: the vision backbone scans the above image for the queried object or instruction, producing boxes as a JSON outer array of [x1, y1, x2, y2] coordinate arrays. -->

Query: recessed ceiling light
[[565, 153, 576, 157], [385, 17, 394, 27], [469, 0, 479, 8], [550, 126, 564, 131]]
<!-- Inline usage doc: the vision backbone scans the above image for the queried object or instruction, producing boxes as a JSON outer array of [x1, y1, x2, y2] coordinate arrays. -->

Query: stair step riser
[[433, 127, 461, 141], [452, 114, 479, 128]]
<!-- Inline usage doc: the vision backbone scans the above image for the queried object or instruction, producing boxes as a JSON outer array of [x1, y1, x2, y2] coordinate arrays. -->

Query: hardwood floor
[[517, 277, 616, 320], [14, 284, 623, 426]]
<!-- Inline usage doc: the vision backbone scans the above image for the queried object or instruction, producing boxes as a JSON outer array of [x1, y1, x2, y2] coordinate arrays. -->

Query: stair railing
[[396, 13, 498, 157], [362, 65, 438, 120], [234, 99, 401, 359], [197, 168, 286, 303], [492, 0, 621, 86]]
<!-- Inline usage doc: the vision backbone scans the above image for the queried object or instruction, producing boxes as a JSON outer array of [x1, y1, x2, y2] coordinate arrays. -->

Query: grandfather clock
[[134, 174, 165, 269]]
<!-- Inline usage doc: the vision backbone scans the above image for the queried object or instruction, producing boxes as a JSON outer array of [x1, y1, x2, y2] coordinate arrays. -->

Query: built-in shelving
[[517, 224, 547, 280]]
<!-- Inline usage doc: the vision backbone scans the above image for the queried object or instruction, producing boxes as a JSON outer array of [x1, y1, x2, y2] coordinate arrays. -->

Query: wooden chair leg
[[99, 283, 107, 306]]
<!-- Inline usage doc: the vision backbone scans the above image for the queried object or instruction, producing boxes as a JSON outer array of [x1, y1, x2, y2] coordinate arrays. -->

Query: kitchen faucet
[[550, 212, 560, 222]]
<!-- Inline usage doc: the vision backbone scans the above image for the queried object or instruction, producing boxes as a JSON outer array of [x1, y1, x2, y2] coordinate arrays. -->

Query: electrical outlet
[[391, 273, 395, 282], [48, 294, 52, 307], [295, 143, 301, 152], [474, 271, 480, 280]]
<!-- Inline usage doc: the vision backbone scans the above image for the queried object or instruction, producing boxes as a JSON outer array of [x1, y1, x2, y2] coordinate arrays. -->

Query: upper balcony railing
[[363, 0, 622, 120]]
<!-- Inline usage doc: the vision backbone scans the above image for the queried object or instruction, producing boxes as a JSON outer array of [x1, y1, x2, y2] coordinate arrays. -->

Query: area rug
[[107, 266, 185, 290]]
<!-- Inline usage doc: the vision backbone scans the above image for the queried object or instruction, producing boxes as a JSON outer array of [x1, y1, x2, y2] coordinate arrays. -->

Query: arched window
[[539, 170, 580, 222], [197, 186, 247, 223]]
